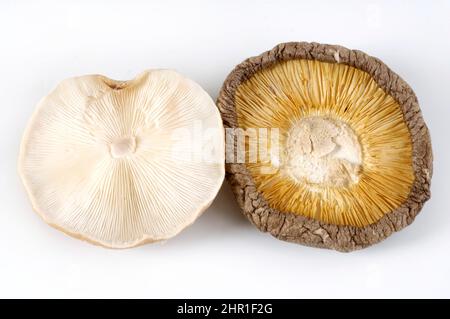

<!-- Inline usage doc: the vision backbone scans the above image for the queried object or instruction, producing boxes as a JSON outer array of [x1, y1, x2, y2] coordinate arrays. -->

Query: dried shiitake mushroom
[[19, 70, 225, 248], [217, 42, 432, 252]]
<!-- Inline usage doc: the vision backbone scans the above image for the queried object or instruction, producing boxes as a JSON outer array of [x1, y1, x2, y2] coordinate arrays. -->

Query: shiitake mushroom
[[217, 42, 432, 252]]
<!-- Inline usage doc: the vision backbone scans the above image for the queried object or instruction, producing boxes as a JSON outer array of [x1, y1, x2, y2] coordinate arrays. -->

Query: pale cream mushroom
[[19, 70, 225, 248]]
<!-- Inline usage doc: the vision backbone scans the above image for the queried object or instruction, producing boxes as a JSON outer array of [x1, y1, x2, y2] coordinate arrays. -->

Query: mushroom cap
[[217, 42, 432, 252], [19, 70, 225, 248]]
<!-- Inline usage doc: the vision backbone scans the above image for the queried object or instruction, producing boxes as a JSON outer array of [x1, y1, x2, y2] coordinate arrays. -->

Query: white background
[[0, 0, 449, 298]]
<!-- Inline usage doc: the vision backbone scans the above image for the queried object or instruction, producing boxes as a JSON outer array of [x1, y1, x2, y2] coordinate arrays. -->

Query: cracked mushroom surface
[[19, 70, 225, 248], [217, 42, 432, 252]]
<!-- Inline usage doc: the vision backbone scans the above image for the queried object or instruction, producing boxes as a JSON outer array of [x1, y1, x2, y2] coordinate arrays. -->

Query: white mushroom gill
[[19, 70, 225, 248]]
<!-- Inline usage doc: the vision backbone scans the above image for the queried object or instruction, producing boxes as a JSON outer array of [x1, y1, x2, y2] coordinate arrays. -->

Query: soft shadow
[[180, 182, 250, 234], [139, 182, 251, 250], [203, 182, 249, 226]]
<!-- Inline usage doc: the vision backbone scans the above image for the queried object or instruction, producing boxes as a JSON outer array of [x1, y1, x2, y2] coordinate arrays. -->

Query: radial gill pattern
[[235, 59, 415, 227], [19, 70, 225, 248]]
